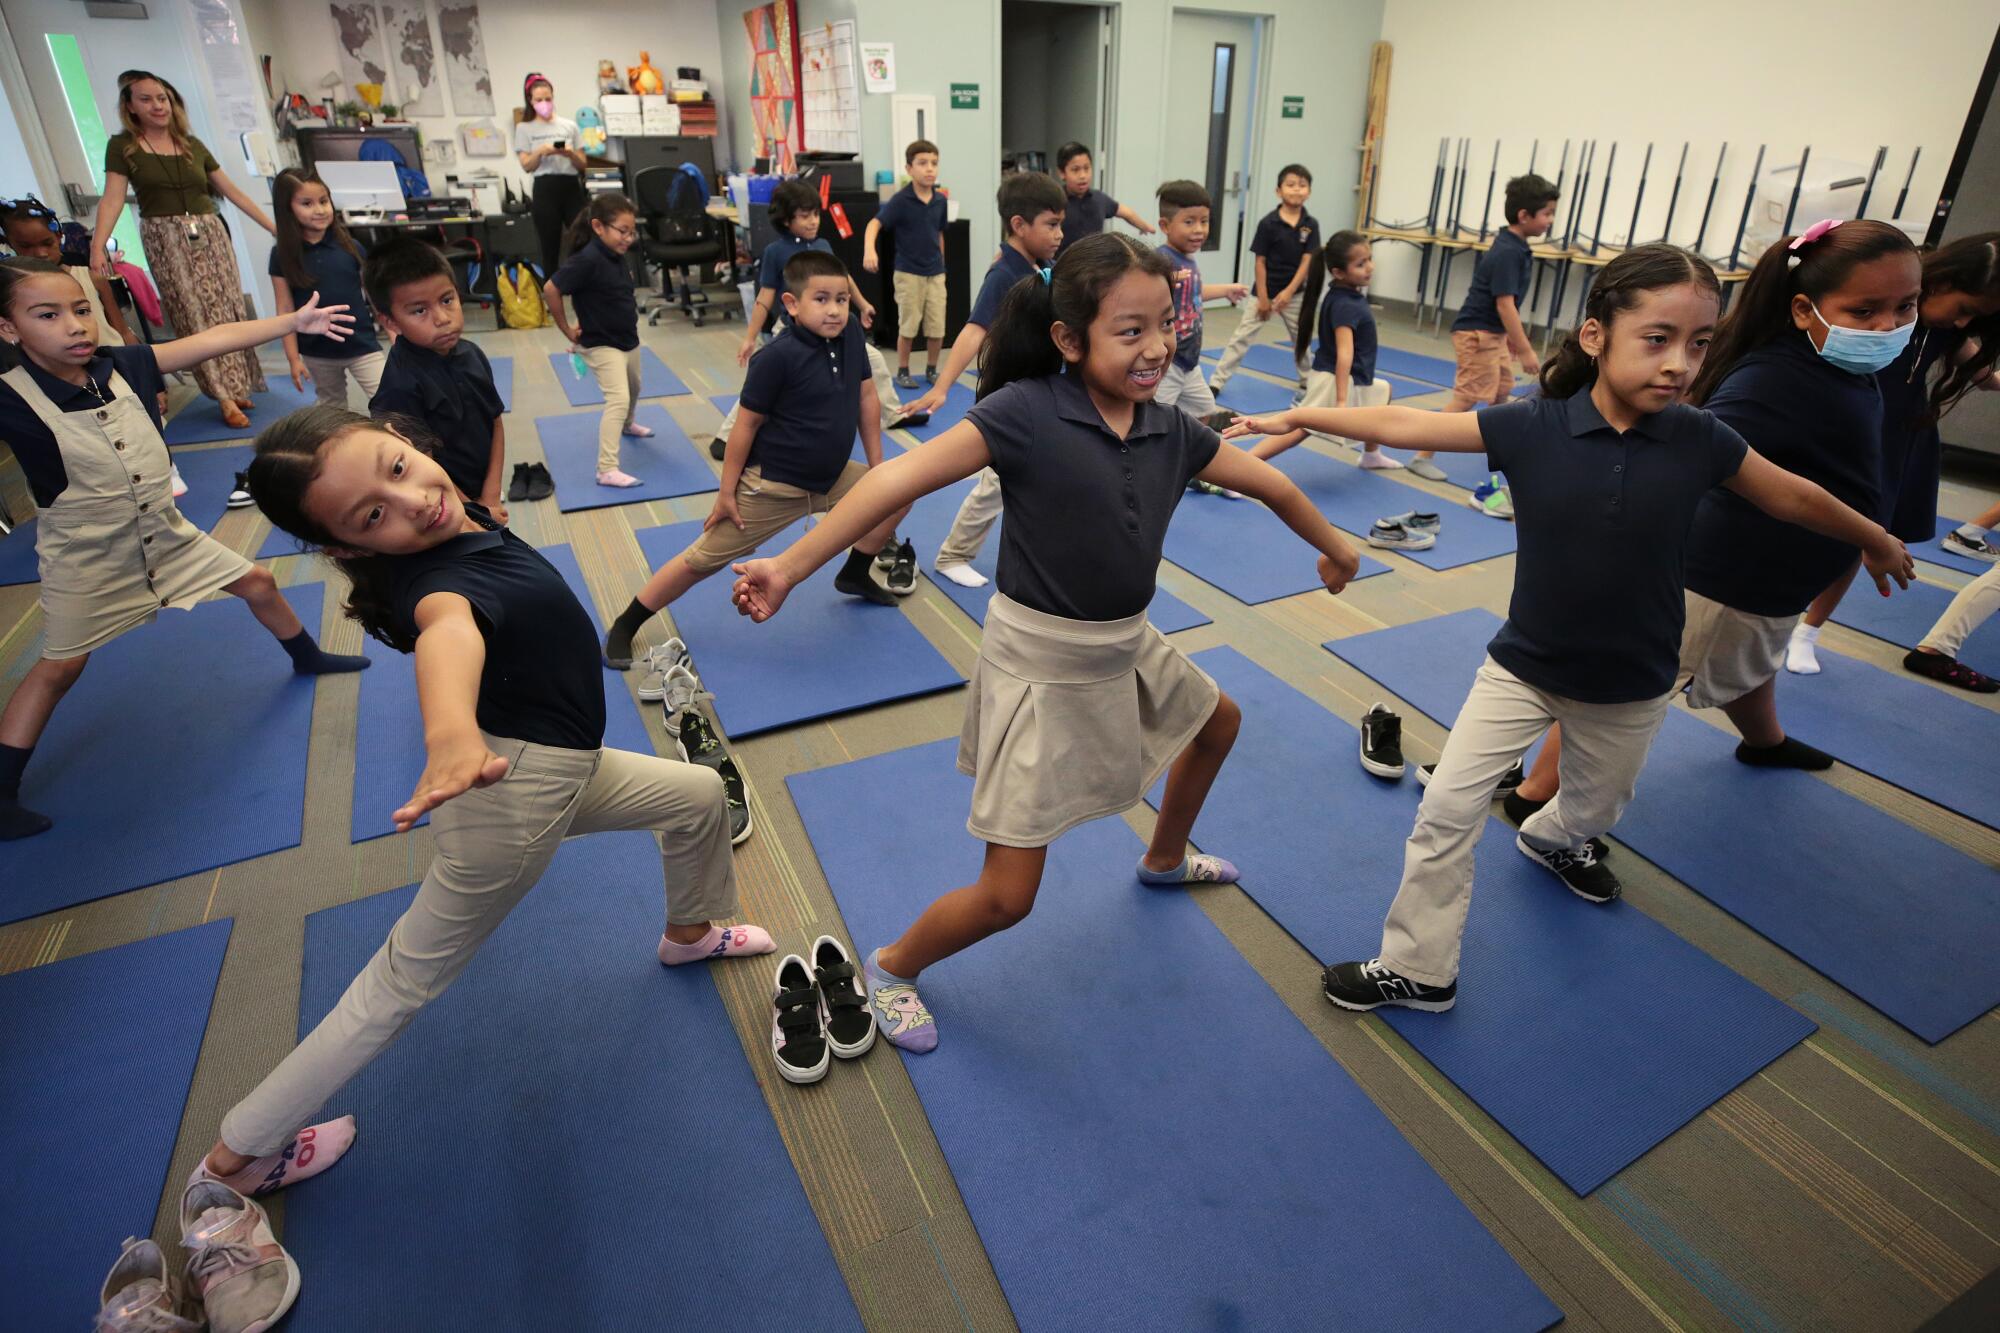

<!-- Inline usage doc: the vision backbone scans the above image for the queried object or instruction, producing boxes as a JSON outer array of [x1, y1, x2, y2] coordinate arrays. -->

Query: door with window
[[1165, 10, 1263, 288], [1, 0, 267, 309]]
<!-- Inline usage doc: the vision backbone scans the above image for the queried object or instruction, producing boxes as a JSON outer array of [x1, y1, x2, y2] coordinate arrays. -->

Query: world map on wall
[[330, 2, 388, 92], [436, 1, 494, 114]]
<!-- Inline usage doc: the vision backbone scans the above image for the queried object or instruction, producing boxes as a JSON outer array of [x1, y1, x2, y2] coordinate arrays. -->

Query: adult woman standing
[[513, 72, 589, 275], [91, 71, 275, 430]]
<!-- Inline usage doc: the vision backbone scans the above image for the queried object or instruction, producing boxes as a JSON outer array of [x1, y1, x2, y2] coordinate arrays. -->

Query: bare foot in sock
[[196, 1116, 357, 1197], [658, 924, 775, 965], [934, 561, 988, 589]]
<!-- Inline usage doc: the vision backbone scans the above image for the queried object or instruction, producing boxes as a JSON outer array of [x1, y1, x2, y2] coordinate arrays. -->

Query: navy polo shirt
[[266, 238, 380, 358], [1312, 285, 1376, 384], [965, 372, 1220, 621], [1453, 229, 1533, 334], [551, 236, 639, 351], [369, 338, 505, 500], [388, 506, 604, 751], [1249, 208, 1320, 293], [0, 344, 167, 507], [1875, 325, 1961, 539], [739, 317, 868, 493], [756, 234, 834, 294], [874, 184, 946, 277], [1056, 188, 1119, 256], [1161, 245, 1204, 371], [1684, 335, 1884, 617], [1481, 391, 1747, 703], [969, 244, 1038, 330]]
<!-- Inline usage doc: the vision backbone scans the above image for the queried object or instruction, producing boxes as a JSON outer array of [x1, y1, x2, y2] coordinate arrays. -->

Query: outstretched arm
[[1724, 449, 1913, 595], [1196, 445, 1362, 592], [153, 291, 352, 375], [1225, 405, 1487, 454], [393, 592, 510, 831]]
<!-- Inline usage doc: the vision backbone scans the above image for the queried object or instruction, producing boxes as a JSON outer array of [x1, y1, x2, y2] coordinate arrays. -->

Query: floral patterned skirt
[[138, 213, 267, 402]]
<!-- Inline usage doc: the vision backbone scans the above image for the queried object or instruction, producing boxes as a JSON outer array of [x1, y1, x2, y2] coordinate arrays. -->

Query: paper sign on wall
[[860, 42, 895, 93], [1281, 95, 1304, 119], [950, 82, 979, 110]]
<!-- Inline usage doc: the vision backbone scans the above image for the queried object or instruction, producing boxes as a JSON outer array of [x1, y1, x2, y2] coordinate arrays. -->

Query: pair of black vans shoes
[[771, 937, 876, 1084]]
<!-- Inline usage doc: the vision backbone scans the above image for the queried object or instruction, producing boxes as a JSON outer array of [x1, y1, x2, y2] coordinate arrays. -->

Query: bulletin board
[[744, 0, 801, 173], [800, 20, 860, 154]]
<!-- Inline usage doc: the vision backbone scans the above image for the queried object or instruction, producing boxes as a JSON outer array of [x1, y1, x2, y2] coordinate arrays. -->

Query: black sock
[[0, 743, 51, 840], [1735, 736, 1834, 771], [605, 598, 654, 666], [280, 628, 370, 676], [833, 548, 895, 605]]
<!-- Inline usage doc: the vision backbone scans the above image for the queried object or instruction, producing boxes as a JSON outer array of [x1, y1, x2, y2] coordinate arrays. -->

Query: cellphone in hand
[[552, 140, 567, 149]]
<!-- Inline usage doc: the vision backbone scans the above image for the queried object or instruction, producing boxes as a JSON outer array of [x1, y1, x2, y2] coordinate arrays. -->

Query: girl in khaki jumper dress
[[0, 259, 367, 840], [731, 234, 1363, 1052]]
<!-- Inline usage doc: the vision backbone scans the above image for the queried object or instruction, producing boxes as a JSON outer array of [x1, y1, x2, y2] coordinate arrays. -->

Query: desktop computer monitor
[[318, 160, 407, 213]]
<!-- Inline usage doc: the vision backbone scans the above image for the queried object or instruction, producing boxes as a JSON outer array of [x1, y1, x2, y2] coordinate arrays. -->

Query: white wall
[[1370, 0, 1998, 316]]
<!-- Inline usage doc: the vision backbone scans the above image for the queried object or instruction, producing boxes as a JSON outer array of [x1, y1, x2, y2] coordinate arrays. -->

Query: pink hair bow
[[1787, 218, 1842, 268]]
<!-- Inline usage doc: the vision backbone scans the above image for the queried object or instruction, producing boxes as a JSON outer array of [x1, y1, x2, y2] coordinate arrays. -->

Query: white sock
[[1956, 523, 1988, 542], [1785, 622, 1822, 675], [934, 561, 988, 588]]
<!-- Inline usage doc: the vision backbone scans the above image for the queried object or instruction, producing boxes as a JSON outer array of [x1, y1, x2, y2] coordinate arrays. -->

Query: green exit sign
[[950, 83, 979, 110], [1281, 95, 1304, 119]]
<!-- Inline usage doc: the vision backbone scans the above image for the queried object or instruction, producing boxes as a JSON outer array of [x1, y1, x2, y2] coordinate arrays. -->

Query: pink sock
[[197, 1115, 357, 1197], [658, 923, 774, 965]]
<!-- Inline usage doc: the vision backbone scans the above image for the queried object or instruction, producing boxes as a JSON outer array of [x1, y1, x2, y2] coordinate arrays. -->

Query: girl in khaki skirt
[[0, 259, 367, 840], [732, 234, 1363, 1051]]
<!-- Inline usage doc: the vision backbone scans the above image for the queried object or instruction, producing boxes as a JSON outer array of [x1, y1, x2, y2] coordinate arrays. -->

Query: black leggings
[[531, 174, 587, 274]]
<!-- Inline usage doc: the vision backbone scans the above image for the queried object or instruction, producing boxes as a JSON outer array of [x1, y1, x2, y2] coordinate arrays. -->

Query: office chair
[[632, 164, 733, 328]]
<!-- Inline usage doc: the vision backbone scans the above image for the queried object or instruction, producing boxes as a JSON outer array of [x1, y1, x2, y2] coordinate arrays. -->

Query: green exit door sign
[[951, 83, 979, 109], [1281, 95, 1304, 119]]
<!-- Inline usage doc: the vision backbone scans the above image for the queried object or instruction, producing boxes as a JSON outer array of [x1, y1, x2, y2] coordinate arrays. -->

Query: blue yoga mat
[[1, 919, 233, 1331], [1270, 446, 1518, 570], [280, 835, 858, 1331], [162, 379, 317, 445], [1161, 646, 1813, 1194], [634, 519, 963, 738], [546, 347, 690, 405], [1374, 344, 1461, 388], [1204, 366, 1294, 414], [788, 738, 1560, 1329], [1229, 342, 1458, 399], [3, 586, 322, 925], [1830, 575, 2000, 679], [1162, 488, 1389, 603], [533, 403, 717, 512], [1327, 609, 2000, 1043], [349, 541, 651, 842], [0, 520, 40, 586], [488, 354, 514, 410]]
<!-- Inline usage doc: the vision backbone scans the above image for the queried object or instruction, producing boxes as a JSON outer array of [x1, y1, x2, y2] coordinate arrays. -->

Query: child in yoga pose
[[731, 233, 1361, 1050]]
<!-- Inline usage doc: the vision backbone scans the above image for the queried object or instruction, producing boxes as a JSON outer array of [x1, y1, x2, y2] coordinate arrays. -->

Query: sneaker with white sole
[[1367, 519, 1436, 550], [1405, 458, 1449, 482], [675, 709, 753, 844], [1516, 834, 1621, 902], [635, 639, 692, 702], [97, 1236, 201, 1333], [886, 539, 916, 595], [771, 954, 831, 1084], [170, 465, 189, 500], [226, 471, 253, 509], [1417, 760, 1525, 794], [1359, 703, 1405, 779], [812, 935, 877, 1058], [1942, 529, 2000, 563], [178, 1180, 300, 1333], [1322, 958, 1456, 1012], [1469, 476, 1513, 519], [1385, 509, 1441, 533]]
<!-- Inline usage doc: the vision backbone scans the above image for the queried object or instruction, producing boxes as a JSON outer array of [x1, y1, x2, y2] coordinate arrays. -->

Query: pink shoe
[[622, 422, 656, 437], [596, 469, 643, 488], [1358, 451, 1404, 470], [179, 1179, 300, 1333]]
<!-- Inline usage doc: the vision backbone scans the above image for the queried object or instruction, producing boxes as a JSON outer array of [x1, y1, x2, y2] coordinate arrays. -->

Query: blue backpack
[[359, 138, 431, 201]]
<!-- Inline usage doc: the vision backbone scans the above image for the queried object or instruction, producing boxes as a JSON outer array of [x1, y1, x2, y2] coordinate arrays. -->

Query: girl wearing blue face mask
[[1507, 220, 1921, 824]]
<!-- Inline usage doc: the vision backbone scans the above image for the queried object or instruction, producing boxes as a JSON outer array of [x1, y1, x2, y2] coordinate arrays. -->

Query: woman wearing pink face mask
[[513, 73, 588, 274]]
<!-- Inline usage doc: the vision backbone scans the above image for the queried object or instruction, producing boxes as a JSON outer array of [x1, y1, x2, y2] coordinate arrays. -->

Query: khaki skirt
[[958, 592, 1219, 848]]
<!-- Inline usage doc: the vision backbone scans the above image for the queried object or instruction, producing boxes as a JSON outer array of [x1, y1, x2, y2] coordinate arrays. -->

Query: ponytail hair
[[249, 405, 442, 652], [560, 191, 636, 265], [1921, 231, 2000, 421], [1293, 230, 1369, 364], [977, 231, 1173, 401], [1540, 243, 1721, 400], [1690, 218, 1916, 403]]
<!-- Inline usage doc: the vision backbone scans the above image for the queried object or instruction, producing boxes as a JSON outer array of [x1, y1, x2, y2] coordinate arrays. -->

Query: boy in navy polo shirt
[[1210, 165, 1319, 398], [1408, 173, 1559, 481], [604, 250, 914, 667], [865, 139, 950, 390], [364, 238, 513, 519], [913, 171, 1067, 587], [1051, 141, 1156, 258]]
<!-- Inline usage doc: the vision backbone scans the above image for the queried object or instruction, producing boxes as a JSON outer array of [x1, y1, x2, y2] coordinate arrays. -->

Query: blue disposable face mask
[[1809, 303, 1915, 375]]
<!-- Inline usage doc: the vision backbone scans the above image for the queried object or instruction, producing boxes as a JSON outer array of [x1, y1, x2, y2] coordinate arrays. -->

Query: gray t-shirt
[[514, 117, 582, 177]]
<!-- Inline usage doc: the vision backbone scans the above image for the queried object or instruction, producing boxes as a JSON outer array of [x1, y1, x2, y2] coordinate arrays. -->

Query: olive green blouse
[[104, 132, 221, 218]]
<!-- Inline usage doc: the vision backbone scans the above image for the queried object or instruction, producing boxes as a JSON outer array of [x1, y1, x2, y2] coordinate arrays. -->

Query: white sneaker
[[634, 638, 691, 701], [170, 465, 189, 499], [1785, 623, 1823, 675], [179, 1179, 300, 1333], [934, 560, 988, 588], [96, 1236, 201, 1332]]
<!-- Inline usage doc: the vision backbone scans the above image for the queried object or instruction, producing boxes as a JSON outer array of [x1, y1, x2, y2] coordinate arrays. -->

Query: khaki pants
[[1155, 361, 1218, 420], [1445, 329, 1513, 412], [581, 345, 642, 473], [1921, 561, 2000, 657], [937, 468, 1002, 567], [679, 460, 869, 574], [1210, 291, 1306, 386], [301, 351, 386, 410], [220, 737, 736, 1156], [1378, 657, 1673, 985], [894, 270, 947, 340]]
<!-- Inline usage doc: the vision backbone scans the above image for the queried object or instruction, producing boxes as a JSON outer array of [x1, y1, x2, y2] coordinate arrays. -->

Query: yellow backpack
[[495, 263, 550, 329]]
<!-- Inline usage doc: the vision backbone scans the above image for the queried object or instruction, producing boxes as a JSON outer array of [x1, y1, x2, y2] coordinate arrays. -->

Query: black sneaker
[[1359, 703, 1405, 779], [925, 367, 938, 385], [897, 410, 931, 428], [812, 935, 877, 1058], [526, 462, 555, 501], [1941, 529, 2000, 563], [226, 471, 254, 509], [886, 540, 916, 596], [1416, 760, 1524, 794], [709, 437, 727, 460], [506, 462, 532, 503], [1500, 789, 1609, 861], [1517, 834, 1621, 902], [770, 955, 830, 1085], [1322, 958, 1456, 1012], [675, 710, 753, 845], [1903, 648, 2000, 692]]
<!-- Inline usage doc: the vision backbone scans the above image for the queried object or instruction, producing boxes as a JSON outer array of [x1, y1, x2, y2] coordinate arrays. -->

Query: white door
[[0, 0, 273, 313], [1165, 10, 1260, 289]]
